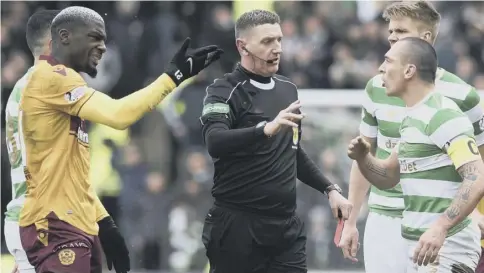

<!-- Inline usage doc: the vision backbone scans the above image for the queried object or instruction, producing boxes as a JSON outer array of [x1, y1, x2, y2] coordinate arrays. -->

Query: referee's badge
[[292, 127, 299, 148]]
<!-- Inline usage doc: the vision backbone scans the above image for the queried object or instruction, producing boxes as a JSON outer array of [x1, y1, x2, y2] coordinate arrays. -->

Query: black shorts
[[202, 206, 307, 273]]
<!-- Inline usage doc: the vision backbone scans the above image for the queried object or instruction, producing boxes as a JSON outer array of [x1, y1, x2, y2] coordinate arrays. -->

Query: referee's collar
[[237, 64, 272, 84], [236, 64, 275, 90]]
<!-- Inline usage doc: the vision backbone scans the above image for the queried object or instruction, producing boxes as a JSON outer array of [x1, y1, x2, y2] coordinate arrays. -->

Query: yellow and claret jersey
[[19, 55, 106, 235]]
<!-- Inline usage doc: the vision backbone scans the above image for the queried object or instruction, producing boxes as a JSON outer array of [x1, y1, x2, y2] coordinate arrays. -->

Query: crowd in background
[[1, 1, 484, 271]]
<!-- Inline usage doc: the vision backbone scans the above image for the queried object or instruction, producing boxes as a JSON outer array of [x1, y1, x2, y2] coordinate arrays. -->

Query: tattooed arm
[[355, 150, 400, 190], [435, 160, 484, 230]]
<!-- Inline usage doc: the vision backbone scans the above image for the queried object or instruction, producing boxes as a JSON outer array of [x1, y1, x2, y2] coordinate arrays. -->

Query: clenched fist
[[347, 136, 370, 161]]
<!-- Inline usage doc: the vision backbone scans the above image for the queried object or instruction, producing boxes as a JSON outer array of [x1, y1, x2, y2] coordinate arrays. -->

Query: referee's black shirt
[[200, 64, 332, 217]]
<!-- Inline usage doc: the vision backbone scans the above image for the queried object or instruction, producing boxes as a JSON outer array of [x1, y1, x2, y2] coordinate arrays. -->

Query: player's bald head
[[395, 37, 437, 83], [51, 6, 105, 37]]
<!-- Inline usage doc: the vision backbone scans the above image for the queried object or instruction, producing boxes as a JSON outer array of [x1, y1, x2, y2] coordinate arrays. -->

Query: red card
[[334, 219, 345, 246]]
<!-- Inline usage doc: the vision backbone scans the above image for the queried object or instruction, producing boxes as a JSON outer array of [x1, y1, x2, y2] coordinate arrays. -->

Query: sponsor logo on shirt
[[399, 159, 418, 172], [385, 139, 398, 150], [70, 116, 89, 145], [64, 87, 87, 103]]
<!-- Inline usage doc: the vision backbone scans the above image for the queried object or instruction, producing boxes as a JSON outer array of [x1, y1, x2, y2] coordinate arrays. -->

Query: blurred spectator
[[199, 4, 238, 73], [167, 178, 210, 272], [1, 51, 29, 90], [456, 56, 478, 84], [185, 150, 212, 189], [109, 140, 149, 263], [104, 1, 144, 100], [133, 171, 173, 270], [474, 74, 484, 90]]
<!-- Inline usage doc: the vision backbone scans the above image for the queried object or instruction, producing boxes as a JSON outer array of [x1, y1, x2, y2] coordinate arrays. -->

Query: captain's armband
[[447, 136, 481, 169]]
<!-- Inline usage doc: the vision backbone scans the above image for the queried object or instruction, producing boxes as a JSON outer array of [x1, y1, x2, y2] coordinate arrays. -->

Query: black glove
[[98, 216, 130, 273], [166, 37, 224, 86]]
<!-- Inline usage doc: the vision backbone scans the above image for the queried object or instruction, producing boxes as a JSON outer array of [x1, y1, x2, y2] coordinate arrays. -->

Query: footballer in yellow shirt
[[18, 6, 222, 273]]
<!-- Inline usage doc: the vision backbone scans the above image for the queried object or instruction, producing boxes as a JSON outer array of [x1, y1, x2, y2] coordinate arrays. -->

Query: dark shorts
[[202, 206, 307, 273], [20, 212, 102, 273], [476, 247, 484, 273]]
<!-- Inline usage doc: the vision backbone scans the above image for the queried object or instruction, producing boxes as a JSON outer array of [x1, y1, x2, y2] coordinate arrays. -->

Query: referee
[[200, 9, 352, 273]]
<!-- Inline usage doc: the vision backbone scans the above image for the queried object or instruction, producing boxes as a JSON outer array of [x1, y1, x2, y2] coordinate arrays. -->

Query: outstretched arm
[[79, 74, 176, 130], [43, 38, 222, 130]]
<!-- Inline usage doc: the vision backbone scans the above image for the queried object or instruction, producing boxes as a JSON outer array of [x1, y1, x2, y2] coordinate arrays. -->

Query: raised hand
[[347, 136, 371, 161], [263, 100, 305, 136], [166, 37, 224, 86]]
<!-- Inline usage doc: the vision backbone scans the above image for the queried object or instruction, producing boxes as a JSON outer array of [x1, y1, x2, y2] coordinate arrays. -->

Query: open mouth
[[90, 52, 102, 66], [91, 56, 100, 65], [268, 58, 279, 64]]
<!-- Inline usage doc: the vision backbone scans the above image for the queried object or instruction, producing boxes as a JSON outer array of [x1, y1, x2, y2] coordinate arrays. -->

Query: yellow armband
[[447, 137, 480, 169]]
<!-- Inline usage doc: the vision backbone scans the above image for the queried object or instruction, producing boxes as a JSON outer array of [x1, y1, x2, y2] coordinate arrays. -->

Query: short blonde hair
[[382, 1, 441, 43]]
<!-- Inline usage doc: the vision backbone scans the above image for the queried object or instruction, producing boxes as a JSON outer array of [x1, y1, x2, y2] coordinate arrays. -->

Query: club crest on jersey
[[292, 127, 299, 149], [58, 249, 76, 265]]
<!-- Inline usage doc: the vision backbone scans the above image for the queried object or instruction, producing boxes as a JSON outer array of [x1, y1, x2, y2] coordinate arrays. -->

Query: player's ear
[[421, 31, 432, 43], [58, 29, 70, 45], [404, 64, 416, 80], [235, 39, 248, 56]]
